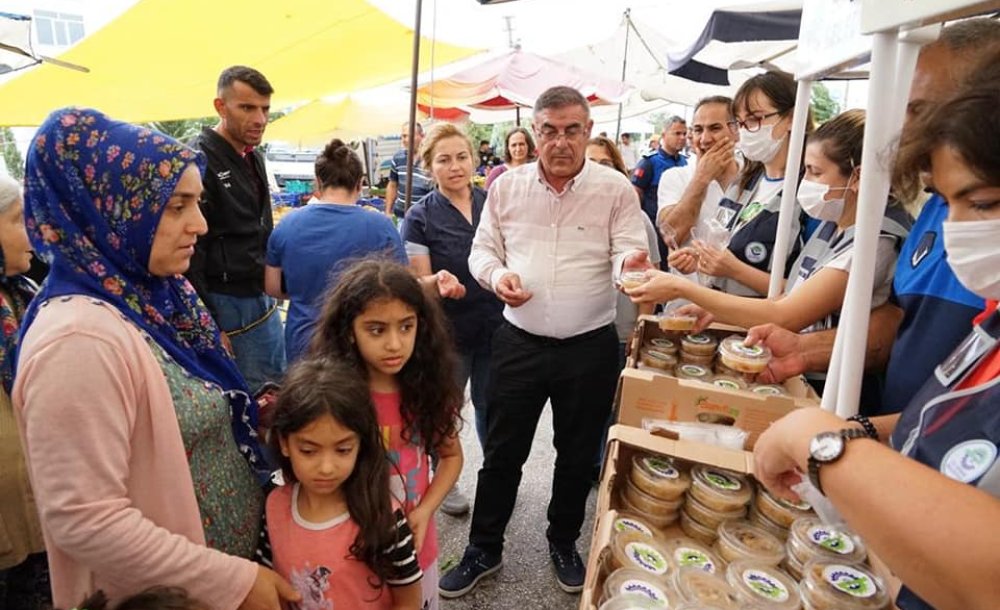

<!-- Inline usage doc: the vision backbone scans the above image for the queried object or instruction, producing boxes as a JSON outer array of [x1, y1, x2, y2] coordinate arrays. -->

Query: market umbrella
[[415, 48, 632, 120], [0, 0, 481, 126], [0, 11, 87, 75], [265, 90, 416, 147]]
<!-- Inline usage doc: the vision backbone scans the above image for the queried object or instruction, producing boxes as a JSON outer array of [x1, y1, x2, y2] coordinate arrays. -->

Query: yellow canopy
[[0, 0, 480, 126], [265, 91, 411, 147]]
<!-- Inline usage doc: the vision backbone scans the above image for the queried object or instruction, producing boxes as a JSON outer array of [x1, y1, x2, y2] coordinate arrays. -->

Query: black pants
[[469, 322, 619, 555]]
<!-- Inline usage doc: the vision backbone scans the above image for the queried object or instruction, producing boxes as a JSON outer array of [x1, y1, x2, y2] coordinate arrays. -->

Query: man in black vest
[[187, 65, 285, 391]]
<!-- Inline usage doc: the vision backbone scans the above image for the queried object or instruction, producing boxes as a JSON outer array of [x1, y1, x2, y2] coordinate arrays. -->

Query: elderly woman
[[0, 173, 47, 609], [15, 108, 297, 610]]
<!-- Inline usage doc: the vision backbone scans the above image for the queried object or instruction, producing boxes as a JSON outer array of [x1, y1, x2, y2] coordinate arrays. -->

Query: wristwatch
[[807, 428, 868, 495]]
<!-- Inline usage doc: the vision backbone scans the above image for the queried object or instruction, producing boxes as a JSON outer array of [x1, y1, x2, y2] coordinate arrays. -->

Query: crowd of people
[[0, 16, 998, 610]]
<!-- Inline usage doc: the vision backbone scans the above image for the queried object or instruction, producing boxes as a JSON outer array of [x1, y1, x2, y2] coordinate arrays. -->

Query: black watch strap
[[808, 428, 868, 495], [847, 414, 878, 440]]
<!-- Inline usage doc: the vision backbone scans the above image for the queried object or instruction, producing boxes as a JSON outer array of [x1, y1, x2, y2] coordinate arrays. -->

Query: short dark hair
[[315, 138, 364, 192], [694, 96, 735, 121], [534, 86, 590, 118], [217, 65, 273, 97], [936, 17, 1000, 53], [663, 116, 686, 130], [480, 139, 490, 146]]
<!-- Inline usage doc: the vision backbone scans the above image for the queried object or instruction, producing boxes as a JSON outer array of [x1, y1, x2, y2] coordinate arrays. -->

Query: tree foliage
[[811, 83, 841, 125], [1, 127, 24, 179]]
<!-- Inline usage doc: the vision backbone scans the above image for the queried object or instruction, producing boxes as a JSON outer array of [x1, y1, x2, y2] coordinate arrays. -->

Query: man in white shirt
[[440, 86, 649, 598], [618, 132, 639, 170], [656, 96, 741, 257]]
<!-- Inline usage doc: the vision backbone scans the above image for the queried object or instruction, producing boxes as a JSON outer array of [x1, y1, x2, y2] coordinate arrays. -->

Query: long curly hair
[[270, 357, 399, 593], [308, 258, 461, 452]]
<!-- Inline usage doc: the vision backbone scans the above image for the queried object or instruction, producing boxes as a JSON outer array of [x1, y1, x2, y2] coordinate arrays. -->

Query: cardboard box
[[581, 425, 753, 610], [620, 317, 820, 448]]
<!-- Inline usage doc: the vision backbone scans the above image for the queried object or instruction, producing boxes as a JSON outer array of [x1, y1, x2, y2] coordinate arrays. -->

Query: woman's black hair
[[732, 70, 814, 192], [270, 357, 399, 593], [307, 258, 461, 454], [315, 138, 364, 192]]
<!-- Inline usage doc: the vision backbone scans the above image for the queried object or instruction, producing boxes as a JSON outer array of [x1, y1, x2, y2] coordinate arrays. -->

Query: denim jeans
[[456, 340, 492, 449], [205, 292, 286, 392]]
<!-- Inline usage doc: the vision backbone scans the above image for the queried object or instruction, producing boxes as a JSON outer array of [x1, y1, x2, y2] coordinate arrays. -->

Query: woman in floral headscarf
[[0, 172, 48, 610], [14, 108, 299, 610]]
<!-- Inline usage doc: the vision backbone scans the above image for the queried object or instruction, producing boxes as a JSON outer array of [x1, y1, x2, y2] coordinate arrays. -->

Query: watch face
[[810, 432, 844, 463]]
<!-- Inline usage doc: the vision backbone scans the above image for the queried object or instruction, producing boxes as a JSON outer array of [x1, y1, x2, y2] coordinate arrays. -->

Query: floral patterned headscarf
[[0, 181, 36, 395], [21, 107, 269, 481]]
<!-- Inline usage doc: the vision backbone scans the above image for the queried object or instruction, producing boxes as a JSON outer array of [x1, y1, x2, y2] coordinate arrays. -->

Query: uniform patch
[[633, 167, 645, 179], [745, 241, 768, 264], [941, 439, 997, 483], [911, 231, 935, 268]]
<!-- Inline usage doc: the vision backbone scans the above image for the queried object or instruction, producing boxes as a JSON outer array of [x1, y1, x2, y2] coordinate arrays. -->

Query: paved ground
[[435, 401, 598, 610]]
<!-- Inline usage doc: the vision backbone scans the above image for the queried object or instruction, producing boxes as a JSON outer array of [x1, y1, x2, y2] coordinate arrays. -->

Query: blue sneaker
[[439, 546, 502, 598], [549, 542, 585, 593]]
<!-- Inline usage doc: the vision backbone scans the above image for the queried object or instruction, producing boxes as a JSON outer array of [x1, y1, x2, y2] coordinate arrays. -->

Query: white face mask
[[797, 178, 850, 222], [738, 123, 786, 163], [943, 218, 1000, 301]]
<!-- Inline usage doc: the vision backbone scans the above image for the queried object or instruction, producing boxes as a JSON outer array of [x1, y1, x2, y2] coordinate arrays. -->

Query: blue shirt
[[389, 149, 433, 218], [266, 204, 407, 362], [401, 188, 503, 349], [880, 195, 985, 415], [630, 149, 687, 223]]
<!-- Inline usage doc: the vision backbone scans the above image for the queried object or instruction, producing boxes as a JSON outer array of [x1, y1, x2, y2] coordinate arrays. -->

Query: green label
[[625, 542, 669, 575], [742, 569, 790, 602], [680, 364, 708, 377], [674, 547, 716, 573], [686, 333, 712, 344], [614, 516, 653, 537], [643, 456, 679, 479], [822, 564, 877, 598], [704, 469, 741, 491], [807, 525, 856, 555]]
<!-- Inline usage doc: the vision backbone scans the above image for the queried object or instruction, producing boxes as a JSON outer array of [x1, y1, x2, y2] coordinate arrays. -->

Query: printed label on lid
[[730, 342, 765, 357], [614, 516, 653, 536], [714, 379, 741, 390], [742, 569, 790, 602], [686, 334, 712, 344], [679, 364, 708, 377], [625, 542, 669, 575], [940, 439, 997, 484], [807, 525, 855, 554], [822, 564, 878, 598], [674, 547, 716, 573], [643, 456, 679, 479], [704, 469, 742, 491], [618, 579, 670, 604]]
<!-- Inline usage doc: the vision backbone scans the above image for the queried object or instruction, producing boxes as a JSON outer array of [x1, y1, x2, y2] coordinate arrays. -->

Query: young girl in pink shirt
[[308, 259, 464, 610], [265, 358, 424, 609]]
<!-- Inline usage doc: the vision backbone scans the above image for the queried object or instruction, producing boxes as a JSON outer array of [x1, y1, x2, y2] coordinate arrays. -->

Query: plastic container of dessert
[[598, 594, 665, 610], [679, 351, 715, 366], [641, 348, 679, 371], [630, 454, 691, 500], [648, 337, 679, 355], [620, 490, 682, 530], [611, 511, 661, 541], [674, 363, 714, 383], [750, 384, 788, 397], [799, 559, 890, 610], [787, 518, 867, 565], [689, 466, 752, 512], [660, 312, 698, 332], [611, 532, 675, 579], [684, 492, 747, 530], [711, 375, 749, 391], [620, 271, 649, 290], [661, 537, 725, 576], [725, 559, 801, 609], [755, 487, 813, 528], [681, 333, 719, 356], [625, 475, 685, 517], [718, 336, 772, 374], [715, 521, 785, 565], [603, 568, 678, 608], [673, 569, 741, 609], [679, 507, 719, 546], [748, 502, 789, 542]]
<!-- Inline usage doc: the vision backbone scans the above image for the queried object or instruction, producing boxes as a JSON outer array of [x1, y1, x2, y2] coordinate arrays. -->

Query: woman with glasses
[[485, 127, 535, 189], [691, 71, 811, 297], [628, 110, 911, 405]]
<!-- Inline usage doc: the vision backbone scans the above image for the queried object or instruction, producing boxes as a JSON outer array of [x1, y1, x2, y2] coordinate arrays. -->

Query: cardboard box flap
[[607, 424, 754, 474]]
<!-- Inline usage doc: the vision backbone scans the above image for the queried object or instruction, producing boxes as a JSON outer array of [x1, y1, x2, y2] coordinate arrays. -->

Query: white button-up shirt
[[468, 161, 648, 339]]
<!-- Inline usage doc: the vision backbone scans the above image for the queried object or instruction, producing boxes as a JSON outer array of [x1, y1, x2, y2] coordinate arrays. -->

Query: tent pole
[[614, 9, 631, 142], [516, 105, 521, 125], [404, 0, 424, 215]]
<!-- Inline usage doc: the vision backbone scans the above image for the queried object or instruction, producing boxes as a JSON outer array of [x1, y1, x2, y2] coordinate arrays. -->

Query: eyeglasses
[[730, 111, 784, 133], [537, 124, 585, 142]]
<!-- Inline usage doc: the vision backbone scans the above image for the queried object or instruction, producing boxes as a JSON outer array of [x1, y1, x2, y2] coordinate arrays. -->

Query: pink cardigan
[[13, 297, 257, 609]]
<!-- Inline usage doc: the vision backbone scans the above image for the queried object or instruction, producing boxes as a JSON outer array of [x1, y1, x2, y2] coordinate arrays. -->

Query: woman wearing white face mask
[[752, 60, 1000, 610], [627, 110, 910, 402], [686, 71, 812, 297]]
